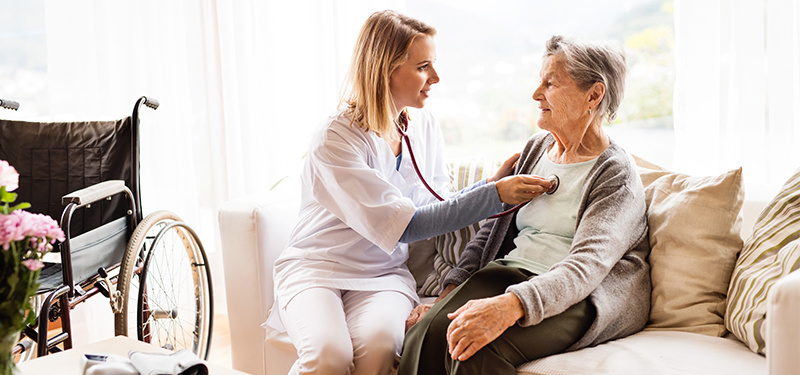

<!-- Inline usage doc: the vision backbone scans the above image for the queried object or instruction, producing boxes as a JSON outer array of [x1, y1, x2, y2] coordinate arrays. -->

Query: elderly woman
[[398, 35, 651, 375]]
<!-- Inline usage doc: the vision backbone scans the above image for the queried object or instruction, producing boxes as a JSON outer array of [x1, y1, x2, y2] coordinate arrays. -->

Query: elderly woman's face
[[532, 55, 592, 133]]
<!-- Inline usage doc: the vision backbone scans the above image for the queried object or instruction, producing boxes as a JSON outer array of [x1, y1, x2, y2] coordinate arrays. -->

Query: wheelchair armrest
[[62, 180, 129, 206]]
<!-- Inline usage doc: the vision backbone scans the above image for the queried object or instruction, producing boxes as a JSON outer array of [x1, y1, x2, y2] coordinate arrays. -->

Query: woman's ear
[[588, 82, 605, 110]]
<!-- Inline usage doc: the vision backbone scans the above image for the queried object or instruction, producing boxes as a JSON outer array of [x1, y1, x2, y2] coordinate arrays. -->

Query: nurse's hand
[[487, 153, 520, 183], [494, 174, 551, 205], [446, 292, 524, 362]]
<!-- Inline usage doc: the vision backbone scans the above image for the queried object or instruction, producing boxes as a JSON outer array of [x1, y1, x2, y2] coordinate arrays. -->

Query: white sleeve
[[308, 129, 416, 253]]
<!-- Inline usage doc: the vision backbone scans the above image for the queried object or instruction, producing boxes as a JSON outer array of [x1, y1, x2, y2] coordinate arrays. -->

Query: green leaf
[[0, 189, 16, 204], [23, 309, 36, 326], [6, 273, 19, 292], [7, 202, 31, 213]]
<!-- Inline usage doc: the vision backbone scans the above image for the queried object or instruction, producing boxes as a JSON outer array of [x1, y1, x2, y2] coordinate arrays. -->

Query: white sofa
[[218, 166, 800, 375]]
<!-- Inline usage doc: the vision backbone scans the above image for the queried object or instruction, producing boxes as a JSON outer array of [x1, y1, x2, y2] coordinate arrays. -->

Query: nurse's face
[[389, 34, 440, 111]]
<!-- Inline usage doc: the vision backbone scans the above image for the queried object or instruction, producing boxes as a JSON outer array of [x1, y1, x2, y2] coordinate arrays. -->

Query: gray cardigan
[[442, 132, 651, 351]]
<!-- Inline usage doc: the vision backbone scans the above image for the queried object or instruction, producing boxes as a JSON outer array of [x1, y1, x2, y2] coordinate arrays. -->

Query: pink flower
[[0, 210, 64, 251], [0, 160, 19, 192], [0, 212, 24, 250], [22, 258, 44, 271]]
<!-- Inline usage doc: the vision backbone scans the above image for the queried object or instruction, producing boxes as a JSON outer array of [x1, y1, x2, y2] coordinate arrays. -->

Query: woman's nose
[[532, 84, 543, 101], [429, 67, 440, 84]]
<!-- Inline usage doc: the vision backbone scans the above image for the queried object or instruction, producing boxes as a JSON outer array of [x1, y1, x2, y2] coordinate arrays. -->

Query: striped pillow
[[726, 167, 800, 354], [417, 159, 501, 296]]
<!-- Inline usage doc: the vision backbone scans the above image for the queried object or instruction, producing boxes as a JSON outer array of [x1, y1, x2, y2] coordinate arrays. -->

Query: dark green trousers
[[398, 262, 596, 375]]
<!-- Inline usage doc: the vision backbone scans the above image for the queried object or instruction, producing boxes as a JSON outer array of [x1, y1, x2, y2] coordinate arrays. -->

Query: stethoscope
[[395, 112, 559, 219]]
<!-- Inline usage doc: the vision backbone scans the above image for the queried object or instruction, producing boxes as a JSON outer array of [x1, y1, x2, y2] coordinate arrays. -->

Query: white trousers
[[279, 287, 414, 375]]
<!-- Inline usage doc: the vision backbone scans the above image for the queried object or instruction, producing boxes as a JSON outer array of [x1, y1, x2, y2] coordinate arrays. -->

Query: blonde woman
[[265, 10, 550, 375]]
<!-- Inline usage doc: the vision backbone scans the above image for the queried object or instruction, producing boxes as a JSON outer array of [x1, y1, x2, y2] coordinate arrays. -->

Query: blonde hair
[[340, 10, 436, 135]]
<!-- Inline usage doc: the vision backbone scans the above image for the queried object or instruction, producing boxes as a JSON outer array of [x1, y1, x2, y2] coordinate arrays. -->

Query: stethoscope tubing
[[397, 118, 557, 220], [398, 127, 446, 202]]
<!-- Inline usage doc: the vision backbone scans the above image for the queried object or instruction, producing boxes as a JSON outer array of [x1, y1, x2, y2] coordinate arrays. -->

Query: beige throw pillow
[[636, 163, 744, 336]]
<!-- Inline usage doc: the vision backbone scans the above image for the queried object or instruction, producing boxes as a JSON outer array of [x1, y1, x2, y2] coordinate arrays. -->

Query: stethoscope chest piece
[[546, 175, 560, 195]]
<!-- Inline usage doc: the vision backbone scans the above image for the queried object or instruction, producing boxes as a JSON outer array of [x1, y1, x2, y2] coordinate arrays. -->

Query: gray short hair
[[544, 35, 627, 123]]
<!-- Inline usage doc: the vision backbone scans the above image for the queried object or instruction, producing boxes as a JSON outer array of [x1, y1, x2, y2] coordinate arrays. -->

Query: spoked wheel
[[114, 210, 213, 359]]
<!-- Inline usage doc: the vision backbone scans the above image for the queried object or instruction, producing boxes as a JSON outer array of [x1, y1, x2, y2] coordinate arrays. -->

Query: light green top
[[501, 152, 598, 275]]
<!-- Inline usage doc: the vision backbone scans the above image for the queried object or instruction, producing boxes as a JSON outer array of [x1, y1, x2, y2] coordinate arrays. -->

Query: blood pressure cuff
[[128, 349, 208, 375]]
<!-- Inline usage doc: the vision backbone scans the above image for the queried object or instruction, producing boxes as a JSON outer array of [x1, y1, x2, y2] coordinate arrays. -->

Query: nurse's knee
[[356, 321, 403, 356], [353, 327, 402, 375], [298, 337, 354, 374]]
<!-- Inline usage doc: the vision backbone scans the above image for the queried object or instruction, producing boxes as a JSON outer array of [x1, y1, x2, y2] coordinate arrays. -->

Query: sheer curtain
[[41, 0, 403, 341], [673, 0, 800, 198]]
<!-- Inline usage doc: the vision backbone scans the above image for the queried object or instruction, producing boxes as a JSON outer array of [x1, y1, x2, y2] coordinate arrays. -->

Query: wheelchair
[[0, 97, 214, 360]]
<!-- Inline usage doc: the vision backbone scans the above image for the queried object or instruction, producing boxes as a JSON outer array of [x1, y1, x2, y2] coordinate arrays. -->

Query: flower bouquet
[[0, 160, 64, 374]]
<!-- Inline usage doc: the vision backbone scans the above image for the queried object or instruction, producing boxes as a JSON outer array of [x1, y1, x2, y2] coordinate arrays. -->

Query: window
[[405, 0, 675, 167], [0, 0, 49, 119]]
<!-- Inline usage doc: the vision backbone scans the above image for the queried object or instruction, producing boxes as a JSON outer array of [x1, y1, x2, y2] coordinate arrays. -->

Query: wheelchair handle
[[130, 96, 159, 222], [142, 96, 159, 110], [0, 99, 20, 110]]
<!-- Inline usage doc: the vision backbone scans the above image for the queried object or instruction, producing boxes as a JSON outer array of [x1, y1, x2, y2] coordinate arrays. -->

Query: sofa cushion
[[417, 159, 500, 296], [634, 159, 744, 336], [407, 238, 437, 290], [518, 331, 765, 375], [726, 167, 800, 354]]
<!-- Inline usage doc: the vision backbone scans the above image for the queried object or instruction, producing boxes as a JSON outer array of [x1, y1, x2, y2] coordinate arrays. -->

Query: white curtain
[[673, 0, 800, 197], [40, 0, 404, 338]]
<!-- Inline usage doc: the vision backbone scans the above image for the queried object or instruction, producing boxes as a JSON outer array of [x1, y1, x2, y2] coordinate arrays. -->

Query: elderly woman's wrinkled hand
[[405, 303, 433, 332], [487, 153, 520, 183], [494, 174, 551, 205], [445, 292, 524, 362]]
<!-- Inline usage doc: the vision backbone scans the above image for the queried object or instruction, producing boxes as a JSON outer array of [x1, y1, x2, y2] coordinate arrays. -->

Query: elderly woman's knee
[[429, 307, 457, 333]]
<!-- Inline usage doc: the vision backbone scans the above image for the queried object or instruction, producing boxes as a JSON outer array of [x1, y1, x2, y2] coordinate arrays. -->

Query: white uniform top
[[266, 108, 450, 331]]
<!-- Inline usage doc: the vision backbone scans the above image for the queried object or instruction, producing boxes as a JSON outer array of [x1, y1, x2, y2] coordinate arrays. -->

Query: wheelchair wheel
[[13, 295, 42, 363], [114, 210, 213, 359]]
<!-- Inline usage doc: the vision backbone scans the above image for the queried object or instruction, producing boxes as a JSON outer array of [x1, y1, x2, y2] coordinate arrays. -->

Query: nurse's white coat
[[267, 108, 450, 331]]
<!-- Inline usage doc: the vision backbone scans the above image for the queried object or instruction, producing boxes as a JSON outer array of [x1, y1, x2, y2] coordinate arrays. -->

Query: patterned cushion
[[726, 167, 800, 354], [417, 159, 500, 296]]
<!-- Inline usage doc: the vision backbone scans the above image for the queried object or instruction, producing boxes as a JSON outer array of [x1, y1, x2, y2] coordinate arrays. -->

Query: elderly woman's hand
[[487, 153, 520, 183], [405, 284, 458, 332], [405, 303, 433, 332], [494, 174, 551, 205], [446, 292, 524, 362]]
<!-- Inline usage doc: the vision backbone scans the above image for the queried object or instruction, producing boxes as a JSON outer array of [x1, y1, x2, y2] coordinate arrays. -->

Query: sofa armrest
[[767, 269, 800, 375], [218, 185, 300, 375]]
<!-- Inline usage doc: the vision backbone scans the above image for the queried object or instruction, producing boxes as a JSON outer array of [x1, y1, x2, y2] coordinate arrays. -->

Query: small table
[[18, 336, 250, 375]]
